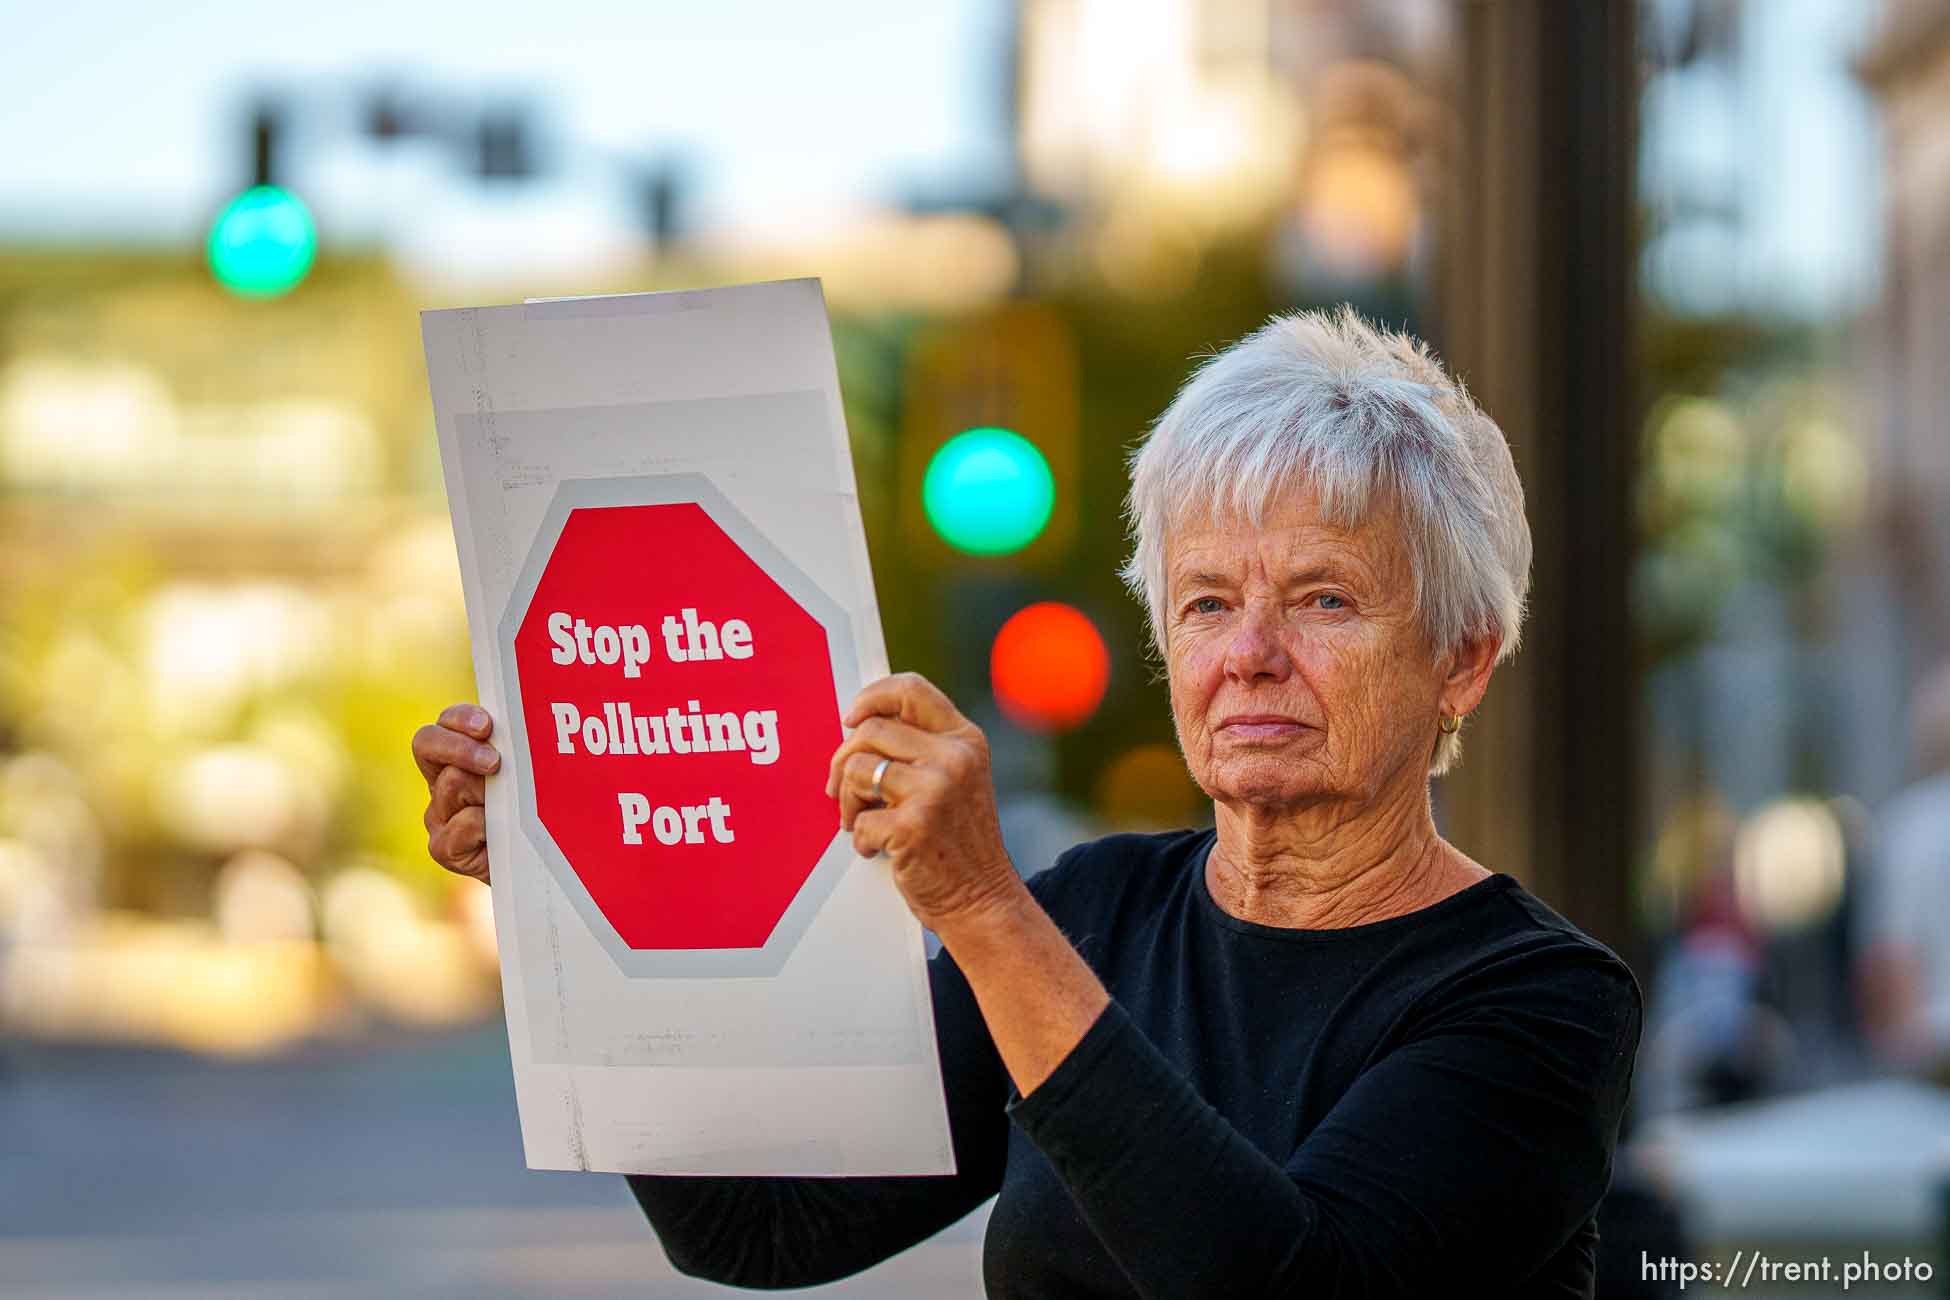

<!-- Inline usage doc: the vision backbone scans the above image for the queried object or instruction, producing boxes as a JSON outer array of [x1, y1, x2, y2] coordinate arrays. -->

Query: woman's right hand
[[413, 703, 501, 884]]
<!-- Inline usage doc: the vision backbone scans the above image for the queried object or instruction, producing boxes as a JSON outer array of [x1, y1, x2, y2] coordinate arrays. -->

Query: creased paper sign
[[421, 278, 954, 1176]]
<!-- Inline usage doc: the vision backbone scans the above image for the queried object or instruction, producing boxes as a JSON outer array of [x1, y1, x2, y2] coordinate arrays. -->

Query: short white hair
[[1117, 305, 1532, 776]]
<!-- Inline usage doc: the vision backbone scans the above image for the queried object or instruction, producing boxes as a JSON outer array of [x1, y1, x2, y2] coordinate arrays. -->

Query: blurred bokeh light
[[207, 185, 319, 299], [922, 426, 1056, 556], [989, 601, 1110, 733]]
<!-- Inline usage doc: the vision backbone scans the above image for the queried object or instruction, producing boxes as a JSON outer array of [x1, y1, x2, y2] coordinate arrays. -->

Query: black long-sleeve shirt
[[628, 827, 1644, 1298]]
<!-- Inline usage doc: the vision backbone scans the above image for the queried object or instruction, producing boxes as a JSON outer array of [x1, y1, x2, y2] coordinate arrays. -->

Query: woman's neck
[[1205, 785, 1487, 930]]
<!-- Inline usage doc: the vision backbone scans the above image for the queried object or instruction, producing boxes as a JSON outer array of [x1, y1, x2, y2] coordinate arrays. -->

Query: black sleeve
[[624, 939, 1010, 1288], [1003, 947, 1643, 1299]]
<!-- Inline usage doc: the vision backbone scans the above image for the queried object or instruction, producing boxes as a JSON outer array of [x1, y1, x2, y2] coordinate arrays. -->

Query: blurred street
[[0, 1030, 987, 1299]]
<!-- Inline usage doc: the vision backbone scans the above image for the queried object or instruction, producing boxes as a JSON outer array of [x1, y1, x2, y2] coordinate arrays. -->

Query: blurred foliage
[[1632, 310, 1867, 664], [0, 225, 1411, 923], [0, 251, 473, 920]]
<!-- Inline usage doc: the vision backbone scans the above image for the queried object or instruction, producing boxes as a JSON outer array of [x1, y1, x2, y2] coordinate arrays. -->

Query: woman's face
[[1164, 484, 1453, 814]]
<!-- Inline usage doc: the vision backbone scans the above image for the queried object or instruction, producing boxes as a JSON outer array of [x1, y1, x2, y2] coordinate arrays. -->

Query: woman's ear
[[1439, 630, 1502, 719]]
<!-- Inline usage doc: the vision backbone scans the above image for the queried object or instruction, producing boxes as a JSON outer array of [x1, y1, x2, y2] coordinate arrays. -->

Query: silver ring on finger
[[869, 755, 893, 806]]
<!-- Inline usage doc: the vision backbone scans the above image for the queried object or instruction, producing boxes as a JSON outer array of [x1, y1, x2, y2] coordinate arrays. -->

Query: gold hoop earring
[[1438, 714, 1462, 735]]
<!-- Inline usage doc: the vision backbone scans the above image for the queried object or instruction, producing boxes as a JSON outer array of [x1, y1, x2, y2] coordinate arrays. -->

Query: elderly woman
[[414, 307, 1641, 1298]]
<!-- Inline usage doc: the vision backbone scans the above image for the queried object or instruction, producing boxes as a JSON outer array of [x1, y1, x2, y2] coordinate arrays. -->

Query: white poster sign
[[421, 278, 955, 1176]]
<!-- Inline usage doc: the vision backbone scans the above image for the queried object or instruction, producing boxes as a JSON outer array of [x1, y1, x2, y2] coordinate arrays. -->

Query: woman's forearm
[[933, 881, 1111, 1099], [623, 944, 1015, 1286], [627, 1171, 982, 1288]]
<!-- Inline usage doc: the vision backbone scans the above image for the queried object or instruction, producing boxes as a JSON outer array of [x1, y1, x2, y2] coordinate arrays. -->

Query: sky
[[0, 0, 1888, 313], [1639, 0, 1883, 318], [0, 0, 1009, 271]]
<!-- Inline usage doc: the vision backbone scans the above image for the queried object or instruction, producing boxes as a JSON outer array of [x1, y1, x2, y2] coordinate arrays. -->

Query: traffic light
[[208, 185, 316, 299], [922, 426, 1054, 556], [208, 102, 315, 300], [899, 304, 1078, 564], [989, 601, 1109, 733]]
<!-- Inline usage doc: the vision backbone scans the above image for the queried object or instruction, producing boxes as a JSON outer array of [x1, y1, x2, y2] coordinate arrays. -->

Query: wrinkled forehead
[[1164, 478, 1406, 558], [1161, 486, 1416, 599], [1164, 463, 1408, 531]]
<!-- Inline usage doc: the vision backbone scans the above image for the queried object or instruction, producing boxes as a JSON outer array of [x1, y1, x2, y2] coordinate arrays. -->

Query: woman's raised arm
[[1003, 946, 1642, 1299]]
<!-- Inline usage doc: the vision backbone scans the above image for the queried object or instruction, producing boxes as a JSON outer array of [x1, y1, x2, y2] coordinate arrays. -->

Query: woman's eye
[[1189, 596, 1224, 615], [1314, 592, 1347, 611]]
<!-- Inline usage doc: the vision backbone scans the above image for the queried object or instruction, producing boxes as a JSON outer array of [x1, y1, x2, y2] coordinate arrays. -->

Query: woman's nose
[[1222, 604, 1291, 682]]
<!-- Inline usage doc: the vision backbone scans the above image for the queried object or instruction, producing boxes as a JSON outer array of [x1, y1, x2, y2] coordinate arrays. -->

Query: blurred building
[[1860, 1, 1950, 681], [1015, 0, 1448, 301]]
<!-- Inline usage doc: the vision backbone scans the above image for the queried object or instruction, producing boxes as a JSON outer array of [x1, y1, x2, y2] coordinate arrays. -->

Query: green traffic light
[[922, 426, 1055, 556], [207, 185, 317, 299]]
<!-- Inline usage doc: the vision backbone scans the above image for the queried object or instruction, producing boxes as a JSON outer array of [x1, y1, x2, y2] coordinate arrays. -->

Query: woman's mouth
[[1217, 716, 1307, 740]]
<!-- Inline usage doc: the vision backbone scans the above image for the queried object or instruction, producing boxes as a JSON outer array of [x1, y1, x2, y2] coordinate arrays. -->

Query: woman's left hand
[[826, 672, 1020, 933]]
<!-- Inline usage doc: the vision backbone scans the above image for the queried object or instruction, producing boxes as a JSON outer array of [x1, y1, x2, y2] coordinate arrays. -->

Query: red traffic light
[[990, 601, 1110, 733]]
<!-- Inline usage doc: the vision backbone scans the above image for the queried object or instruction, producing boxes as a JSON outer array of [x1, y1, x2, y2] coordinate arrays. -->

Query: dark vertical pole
[[1536, 0, 1641, 969], [250, 102, 281, 188], [1437, 0, 1642, 972], [638, 166, 682, 246]]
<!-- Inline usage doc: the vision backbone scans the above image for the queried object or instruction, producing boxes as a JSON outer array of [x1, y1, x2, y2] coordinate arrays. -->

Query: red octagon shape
[[510, 501, 842, 950]]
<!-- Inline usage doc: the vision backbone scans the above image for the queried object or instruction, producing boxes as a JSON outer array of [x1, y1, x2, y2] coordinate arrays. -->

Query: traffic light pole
[[1432, 0, 1642, 972]]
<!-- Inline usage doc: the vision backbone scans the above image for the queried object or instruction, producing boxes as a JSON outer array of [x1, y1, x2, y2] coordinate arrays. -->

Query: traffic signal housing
[[899, 303, 1078, 566]]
